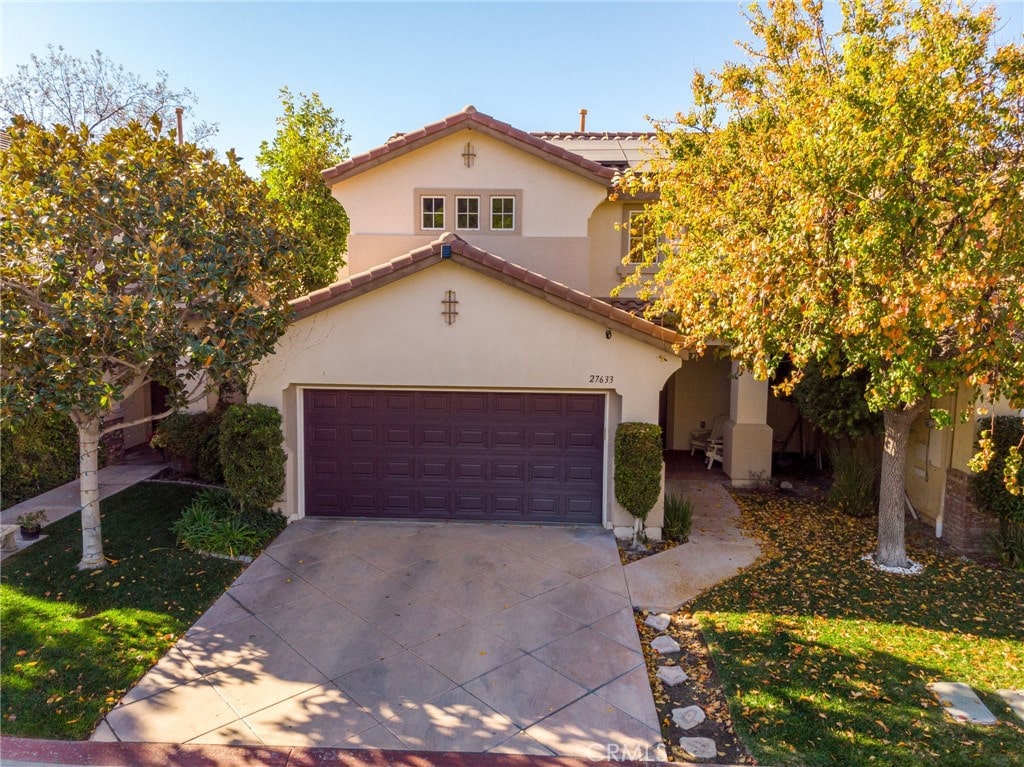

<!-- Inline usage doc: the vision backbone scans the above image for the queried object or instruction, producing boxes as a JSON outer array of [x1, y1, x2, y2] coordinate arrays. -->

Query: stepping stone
[[927, 682, 997, 725], [657, 665, 689, 686], [678, 736, 717, 759], [672, 705, 706, 730], [651, 635, 681, 654], [645, 613, 671, 631], [997, 690, 1024, 723]]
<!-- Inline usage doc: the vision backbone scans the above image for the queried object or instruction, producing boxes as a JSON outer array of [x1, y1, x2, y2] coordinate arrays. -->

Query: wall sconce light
[[462, 142, 476, 168], [605, 329, 612, 339]]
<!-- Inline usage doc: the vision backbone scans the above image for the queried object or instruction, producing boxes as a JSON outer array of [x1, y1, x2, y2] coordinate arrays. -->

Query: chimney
[[175, 107, 184, 145], [578, 108, 588, 132]]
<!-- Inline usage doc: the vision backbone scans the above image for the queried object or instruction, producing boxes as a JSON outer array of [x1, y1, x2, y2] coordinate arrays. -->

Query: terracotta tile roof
[[0, 130, 10, 152], [321, 106, 617, 186], [531, 131, 657, 141], [290, 233, 683, 351]]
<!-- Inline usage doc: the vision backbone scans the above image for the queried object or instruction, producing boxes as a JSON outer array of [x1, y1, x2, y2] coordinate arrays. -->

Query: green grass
[[0, 482, 247, 739], [692, 495, 1024, 767]]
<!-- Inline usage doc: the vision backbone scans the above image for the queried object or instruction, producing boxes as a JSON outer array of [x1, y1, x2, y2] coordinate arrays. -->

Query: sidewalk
[[623, 480, 760, 612], [1, 452, 167, 559]]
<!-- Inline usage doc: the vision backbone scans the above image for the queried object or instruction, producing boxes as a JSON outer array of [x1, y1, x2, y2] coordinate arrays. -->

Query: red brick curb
[[0, 738, 661, 766]]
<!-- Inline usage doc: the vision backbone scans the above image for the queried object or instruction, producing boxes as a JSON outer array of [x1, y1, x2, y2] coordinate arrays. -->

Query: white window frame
[[490, 196, 516, 231], [455, 196, 480, 231], [421, 196, 445, 230]]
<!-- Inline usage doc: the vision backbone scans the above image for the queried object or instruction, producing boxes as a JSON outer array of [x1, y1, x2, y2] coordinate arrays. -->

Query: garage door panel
[[346, 392, 376, 411], [421, 428, 449, 448], [420, 493, 450, 514], [304, 390, 603, 522], [455, 428, 487, 448], [493, 462, 523, 481], [494, 394, 527, 415], [312, 427, 339, 444], [568, 430, 600, 449], [385, 428, 413, 446], [456, 461, 487, 480], [528, 463, 559, 481], [567, 464, 596, 482], [348, 427, 375, 445]]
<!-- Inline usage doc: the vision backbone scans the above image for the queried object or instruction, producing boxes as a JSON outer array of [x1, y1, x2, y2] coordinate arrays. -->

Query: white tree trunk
[[631, 516, 647, 551], [876, 405, 922, 569], [75, 413, 105, 570]]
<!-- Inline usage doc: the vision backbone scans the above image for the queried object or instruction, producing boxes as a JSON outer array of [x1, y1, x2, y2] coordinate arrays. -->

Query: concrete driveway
[[95, 520, 665, 760]]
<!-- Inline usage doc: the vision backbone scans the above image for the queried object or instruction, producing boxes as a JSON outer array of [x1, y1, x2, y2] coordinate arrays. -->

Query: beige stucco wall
[[342, 234, 591, 293], [249, 259, 681, 530], [330, 131, 608, 294], [905, 385, 1021, 525], [663, 356, 732, 450]]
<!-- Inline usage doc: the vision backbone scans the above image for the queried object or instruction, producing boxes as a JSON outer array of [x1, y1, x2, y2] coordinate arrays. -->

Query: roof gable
[[321, 106, 617, 187], [289, 233, 682, 352]]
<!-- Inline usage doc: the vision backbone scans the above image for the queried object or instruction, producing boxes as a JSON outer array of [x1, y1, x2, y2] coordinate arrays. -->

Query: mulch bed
[[634, 610, 758, 764], [616, 536, 682, 565]]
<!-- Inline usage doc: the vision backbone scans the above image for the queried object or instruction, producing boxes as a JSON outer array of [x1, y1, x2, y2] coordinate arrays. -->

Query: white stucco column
[[724, 362, 773, 486]]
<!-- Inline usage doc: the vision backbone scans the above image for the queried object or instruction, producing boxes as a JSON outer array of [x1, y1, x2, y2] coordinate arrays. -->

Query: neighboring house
[[248, 106, 776, 537], [903, 388, 1019, 556]]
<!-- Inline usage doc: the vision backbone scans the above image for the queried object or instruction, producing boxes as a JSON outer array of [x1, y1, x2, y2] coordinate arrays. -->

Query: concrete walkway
[[1, 453, 168, 560], [624, 480, 761, 612], [94, 520, 665, 760]]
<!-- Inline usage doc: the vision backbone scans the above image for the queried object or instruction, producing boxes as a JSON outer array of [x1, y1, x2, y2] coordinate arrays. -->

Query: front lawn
[[0, 482, 247, 739], [691, 495, 1024, 767]]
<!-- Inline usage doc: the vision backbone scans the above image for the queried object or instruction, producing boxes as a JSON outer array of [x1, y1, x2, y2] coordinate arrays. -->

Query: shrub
[[150, 410, 224, 483], [172, 488, 285, 558], [0, 411, 78, 508], [663, 494, 693, 543], [219, 404, 286, 513], [972, 416, 1024, 570], [792, 360, 883, 439], [615, 422, 663, 547], [828, 444, 878, 517]]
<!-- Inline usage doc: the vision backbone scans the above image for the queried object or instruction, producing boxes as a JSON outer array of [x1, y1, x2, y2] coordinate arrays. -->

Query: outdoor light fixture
[[605, 329, 612, 339]]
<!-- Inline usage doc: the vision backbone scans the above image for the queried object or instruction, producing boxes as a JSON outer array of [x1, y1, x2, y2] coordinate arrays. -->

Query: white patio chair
[[690, 414, 726, 468]]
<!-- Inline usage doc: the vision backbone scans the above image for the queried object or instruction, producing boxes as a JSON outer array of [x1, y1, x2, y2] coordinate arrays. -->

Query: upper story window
[[456, 196, 480, 230], [421, 196, 445, 230], [415, 189, 520, 235], [617, 206, 661, 277], [627, 209, 653, 264], [490, 196, 515, 231]]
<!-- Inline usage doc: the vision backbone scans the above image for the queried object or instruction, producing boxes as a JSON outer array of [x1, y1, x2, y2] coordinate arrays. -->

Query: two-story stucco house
[[247, 106, 776, 537]]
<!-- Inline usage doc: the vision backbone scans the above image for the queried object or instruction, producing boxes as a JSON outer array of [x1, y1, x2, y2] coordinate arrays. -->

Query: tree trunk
[[631, 516, 648, 551], [75, 412, 105, 570], [876, 404, 923, 568]]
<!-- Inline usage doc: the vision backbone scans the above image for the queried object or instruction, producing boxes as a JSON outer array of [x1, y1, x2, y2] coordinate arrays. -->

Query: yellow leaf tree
[[622, 0, 1024, 568]]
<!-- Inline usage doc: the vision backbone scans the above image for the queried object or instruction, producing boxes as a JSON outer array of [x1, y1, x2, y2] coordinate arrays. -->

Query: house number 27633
[[589, 374, 614, 384]]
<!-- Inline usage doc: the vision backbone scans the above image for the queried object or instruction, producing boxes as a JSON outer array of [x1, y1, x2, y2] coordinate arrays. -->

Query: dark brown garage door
[[303, 389, 604, 523]]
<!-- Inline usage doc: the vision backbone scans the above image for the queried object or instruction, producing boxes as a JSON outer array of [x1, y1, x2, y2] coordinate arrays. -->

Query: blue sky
[[2, 1, 1021, 174]]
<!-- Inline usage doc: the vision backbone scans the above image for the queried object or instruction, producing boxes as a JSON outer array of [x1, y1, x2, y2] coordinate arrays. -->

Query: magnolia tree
[[621, 0, 1024, 568], [257, 88, 350, 293], [0, 117, 297, 569]]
